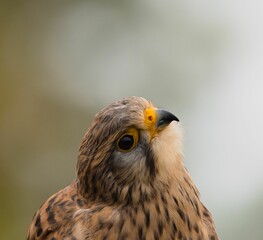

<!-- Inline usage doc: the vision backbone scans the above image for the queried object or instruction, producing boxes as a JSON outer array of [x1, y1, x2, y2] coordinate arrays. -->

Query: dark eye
[[117, 135, 134, 151]]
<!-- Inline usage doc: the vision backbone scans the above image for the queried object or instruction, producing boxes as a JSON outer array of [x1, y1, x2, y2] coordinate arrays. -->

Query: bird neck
[[76, 162, 199, 209]]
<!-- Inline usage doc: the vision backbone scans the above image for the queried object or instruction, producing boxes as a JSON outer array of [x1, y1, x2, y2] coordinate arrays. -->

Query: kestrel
[[28, 96, 218, 240]]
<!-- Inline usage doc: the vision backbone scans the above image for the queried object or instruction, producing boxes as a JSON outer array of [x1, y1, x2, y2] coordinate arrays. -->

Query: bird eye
[[118, 135, 134, 151], [117, 128, 139, 152]]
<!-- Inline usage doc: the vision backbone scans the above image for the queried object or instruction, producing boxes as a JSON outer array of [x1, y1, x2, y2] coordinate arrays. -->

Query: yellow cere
[[144, 108, 157, 138]]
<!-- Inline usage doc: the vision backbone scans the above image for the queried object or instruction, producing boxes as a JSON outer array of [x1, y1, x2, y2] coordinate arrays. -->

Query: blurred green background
[[1, 0, 263, 239]]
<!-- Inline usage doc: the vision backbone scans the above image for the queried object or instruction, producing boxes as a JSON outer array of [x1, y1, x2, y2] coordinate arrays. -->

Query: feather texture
[[28, 97, 218, 240]]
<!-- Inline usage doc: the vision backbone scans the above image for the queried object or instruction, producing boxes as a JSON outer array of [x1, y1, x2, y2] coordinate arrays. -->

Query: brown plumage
[[27, 96, 219, 240]]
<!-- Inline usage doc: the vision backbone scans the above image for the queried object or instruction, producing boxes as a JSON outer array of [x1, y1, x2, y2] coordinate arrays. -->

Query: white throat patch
[[152, 121, 184, 181]]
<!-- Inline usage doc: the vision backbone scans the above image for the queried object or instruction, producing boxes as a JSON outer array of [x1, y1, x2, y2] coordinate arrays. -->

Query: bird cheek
[[141, 130, 154, 143]]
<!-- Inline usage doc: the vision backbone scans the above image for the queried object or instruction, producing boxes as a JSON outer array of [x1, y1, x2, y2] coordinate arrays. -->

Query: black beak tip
[[156, 109, 179, 128]]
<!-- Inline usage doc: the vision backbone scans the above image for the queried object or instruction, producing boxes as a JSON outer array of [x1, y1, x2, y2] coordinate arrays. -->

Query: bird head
[[77, 97, 183, 203]]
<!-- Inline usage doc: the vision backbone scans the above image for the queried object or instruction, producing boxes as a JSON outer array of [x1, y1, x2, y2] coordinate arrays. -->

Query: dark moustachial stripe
[[145, 146, 156, 177]]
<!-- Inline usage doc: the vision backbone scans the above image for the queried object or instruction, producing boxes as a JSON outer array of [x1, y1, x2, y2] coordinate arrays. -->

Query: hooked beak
[[156, 109, 179, 128], [144, 107, 179, 139]]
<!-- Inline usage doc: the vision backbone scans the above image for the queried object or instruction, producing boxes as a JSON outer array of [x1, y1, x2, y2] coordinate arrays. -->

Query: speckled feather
[[28, 96, 218, 240]]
